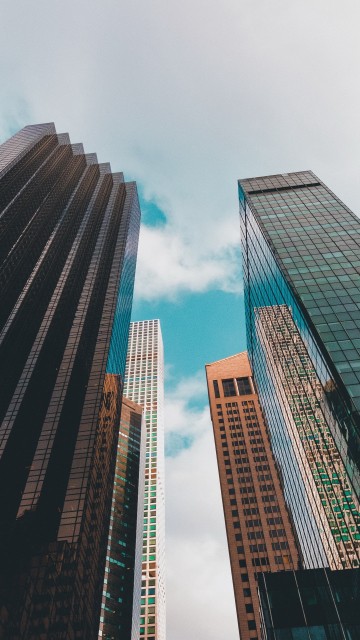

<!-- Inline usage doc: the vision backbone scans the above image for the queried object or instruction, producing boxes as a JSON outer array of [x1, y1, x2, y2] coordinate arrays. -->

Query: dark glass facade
[[239, 171, 360, 570], [0, 123, 141, 639], [258, 567, 360, 639], [99, 394, 145, 640]]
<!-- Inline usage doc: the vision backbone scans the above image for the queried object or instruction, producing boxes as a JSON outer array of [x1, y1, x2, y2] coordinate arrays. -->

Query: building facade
[[205, 352, 299, 640], [123, 320, 166, 640], [239, 170, 360, 569], [258, 567, 360, 639], [99, 394, 145, 640], [0, 123, 141, 638]]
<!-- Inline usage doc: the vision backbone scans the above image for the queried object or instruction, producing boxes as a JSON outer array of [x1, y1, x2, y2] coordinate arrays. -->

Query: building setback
[[205, 352, 299, 640], [239, 171, 360, 569], [123, 320, 166, 640], [0, 123, 141, 639], [99, 393, 145, 640]]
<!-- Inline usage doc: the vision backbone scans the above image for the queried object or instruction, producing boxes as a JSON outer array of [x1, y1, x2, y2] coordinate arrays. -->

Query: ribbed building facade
[[123, 320, 166, 640], [206, 352, 299, 640], [0, 123, 141, 638], [99, 393, 145, 640], [239, 170, 360, 570]]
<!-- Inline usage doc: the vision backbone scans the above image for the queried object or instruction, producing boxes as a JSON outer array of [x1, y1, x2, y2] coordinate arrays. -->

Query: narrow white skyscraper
[[124, 320, 166, 640]]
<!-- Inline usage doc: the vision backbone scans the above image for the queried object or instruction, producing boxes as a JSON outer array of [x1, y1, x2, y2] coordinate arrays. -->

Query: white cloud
[[165, 371, 209, 448], [2, 0, 360, 301], [134, 224, 242, 301], [164, 372, 238, 639], [165, 433, 238, 640]]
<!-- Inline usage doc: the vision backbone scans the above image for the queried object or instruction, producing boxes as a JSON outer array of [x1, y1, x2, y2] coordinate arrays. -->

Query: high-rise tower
[[123, 320, 166, 640], [98, 392, 145, 640], [206, 352, 299, 640], [238, 170, 360, 569], [0, 123, 141, 638]]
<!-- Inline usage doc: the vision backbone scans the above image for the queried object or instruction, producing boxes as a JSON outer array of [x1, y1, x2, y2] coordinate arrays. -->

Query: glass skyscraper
[[98, 393, 145, 640], [239, 171, 360, 569], [123, 320, 166, 640], [258, 566, 360, 639], [0, 123, 141, 638]]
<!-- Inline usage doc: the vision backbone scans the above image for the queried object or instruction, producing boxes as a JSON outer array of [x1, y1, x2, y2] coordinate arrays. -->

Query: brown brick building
[[205, 352, 300, 640]]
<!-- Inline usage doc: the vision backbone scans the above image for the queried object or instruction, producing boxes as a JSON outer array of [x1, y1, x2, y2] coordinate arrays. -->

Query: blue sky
[[133, 283, 246, 389], [131, 192, 246, 635], [132, 196, 247, 458], [132, 193, 246, 456], [2, 1, 360, 637], [132, 199, 246, 385], [132, 194, 246, 456]]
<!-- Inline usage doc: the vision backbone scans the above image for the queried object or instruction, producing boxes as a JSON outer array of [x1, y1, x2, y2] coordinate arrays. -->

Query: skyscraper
[[123, 320, 166, 640], [206, 352, 299, 640], [0, 123, 141, 638], [98, 392, 145, 640], [239, 170, 360, 569]]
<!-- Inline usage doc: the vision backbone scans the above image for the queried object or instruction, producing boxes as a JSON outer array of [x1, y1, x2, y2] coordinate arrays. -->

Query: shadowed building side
[[258, 567, 360, 639], [0, 123, 141, 639]]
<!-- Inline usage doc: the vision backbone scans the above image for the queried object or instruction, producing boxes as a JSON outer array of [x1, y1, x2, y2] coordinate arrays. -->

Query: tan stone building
[[205, 352, 300, 640]]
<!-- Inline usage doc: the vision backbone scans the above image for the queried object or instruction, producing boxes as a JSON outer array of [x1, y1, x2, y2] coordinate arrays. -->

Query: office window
[[222, 379, 237, 397], [236, 377, 252, 395]]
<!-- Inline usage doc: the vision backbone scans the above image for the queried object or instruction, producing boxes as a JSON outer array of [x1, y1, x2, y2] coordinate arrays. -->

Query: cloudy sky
[[2, 1, 360, 637]]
